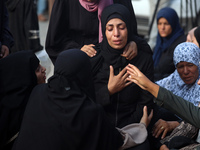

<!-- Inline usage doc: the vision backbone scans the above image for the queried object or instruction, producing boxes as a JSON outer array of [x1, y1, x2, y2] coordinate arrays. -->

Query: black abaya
[[6, 0, 43, 53], [0, 51, 39, 149], [12, 49, 124, 150], [45, 0, 141, 64], [91, 4, 154, 129]]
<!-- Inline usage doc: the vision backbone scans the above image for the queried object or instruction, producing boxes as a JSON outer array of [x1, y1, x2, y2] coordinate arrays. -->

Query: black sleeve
[[2, 5, 14, 51], [156, 87, 200, 128], [128, 52, 154, 123]]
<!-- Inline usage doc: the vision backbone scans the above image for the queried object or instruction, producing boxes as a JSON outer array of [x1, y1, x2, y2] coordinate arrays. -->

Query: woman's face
[[105, 18, 128, 50], [157, 17, 172, 38], [177, 61, 199, 84], [35, 64, 46, 84]]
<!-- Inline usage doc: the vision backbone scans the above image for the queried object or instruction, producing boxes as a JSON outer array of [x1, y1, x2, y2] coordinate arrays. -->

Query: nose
[[161, 24, 165, 30], [183, 66, 189, 74], [113, 27, 120, 37], [42, 65, 46, 72]]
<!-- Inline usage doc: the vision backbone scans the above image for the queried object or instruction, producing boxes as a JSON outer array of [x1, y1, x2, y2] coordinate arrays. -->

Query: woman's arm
[[126, 64, 159, 98], [126, 64, 200, 128], [156, 87, 200, 128]]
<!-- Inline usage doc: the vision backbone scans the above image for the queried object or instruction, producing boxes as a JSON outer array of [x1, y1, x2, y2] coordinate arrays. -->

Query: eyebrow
[[106, 23, 125, 27]]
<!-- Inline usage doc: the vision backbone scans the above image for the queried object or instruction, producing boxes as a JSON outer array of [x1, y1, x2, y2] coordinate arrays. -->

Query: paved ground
[[38, 19, 49, 48]]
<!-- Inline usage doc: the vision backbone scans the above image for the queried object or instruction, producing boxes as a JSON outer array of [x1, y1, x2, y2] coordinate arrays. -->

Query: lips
[[44, 73, 46, 80], [160, 32, 166, 35], [113, 40, 122, 45], [183, 76, 192, 80], [182, 76, 193, 82]]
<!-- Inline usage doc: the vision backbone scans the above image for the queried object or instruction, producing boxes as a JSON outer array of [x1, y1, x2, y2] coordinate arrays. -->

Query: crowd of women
[[1, 0, 200, 150]]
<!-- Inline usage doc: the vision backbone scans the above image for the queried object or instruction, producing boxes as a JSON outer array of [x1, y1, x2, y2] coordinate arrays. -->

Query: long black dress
[[6, 0, 43, 53], [91, 3, 154, 128], [90, 4, 154, 150], [45, 0, 150, 64], [12, 49, 124, 150]]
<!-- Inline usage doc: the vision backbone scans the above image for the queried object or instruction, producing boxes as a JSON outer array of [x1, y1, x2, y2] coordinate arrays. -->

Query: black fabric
[[147, 105, 180, 150], [0, 0, 14, 52], [91, 4, 154, 130], [126, 139, 150, 150], [100, 4, 132, 70], [6, 0, 43, 53], [165, 136, 197, 149], [0, 50, 39, 149], [45, 0, 139, 64], [12, 49, 123, 150], [194, 26, 200, 46], [154, 34, 186, 81]]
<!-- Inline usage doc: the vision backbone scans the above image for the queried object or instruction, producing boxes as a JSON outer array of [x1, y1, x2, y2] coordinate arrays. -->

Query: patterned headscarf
[[156, 42, 200, 106]]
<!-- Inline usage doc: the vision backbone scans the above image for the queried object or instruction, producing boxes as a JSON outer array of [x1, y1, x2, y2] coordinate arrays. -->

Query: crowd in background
[[1, 0, 200, 150]]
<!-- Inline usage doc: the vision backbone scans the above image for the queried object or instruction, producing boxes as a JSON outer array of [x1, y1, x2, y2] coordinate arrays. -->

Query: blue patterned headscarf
[[156, 42, 200, 106], [153, 7, 184, 67]]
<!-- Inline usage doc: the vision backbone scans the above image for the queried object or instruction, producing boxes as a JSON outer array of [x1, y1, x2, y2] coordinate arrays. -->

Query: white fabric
[[35, 49, 54, 82], [117, 123, 147, 150]]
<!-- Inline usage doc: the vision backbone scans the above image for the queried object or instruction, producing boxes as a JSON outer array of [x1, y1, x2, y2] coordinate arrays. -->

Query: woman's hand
[[121, 41, 137, 60], [126, 64, 159, 98], [81, 44, 97, 57], [152, 119, 180, 139], [140, 106, 153, 127], [126, 64, 151, 90], [0, 45, 9, 58], [108, 65, 131, 95]]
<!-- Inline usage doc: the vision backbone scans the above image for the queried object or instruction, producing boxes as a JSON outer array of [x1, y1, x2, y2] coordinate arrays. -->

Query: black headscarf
[[91, 4, 132, 77], [48, 48, 95, 104], [13, 49, 123, 150], [0, 50, 39, 148]]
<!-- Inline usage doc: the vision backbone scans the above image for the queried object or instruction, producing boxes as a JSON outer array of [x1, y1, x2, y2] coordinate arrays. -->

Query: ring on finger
[[160, 126, 164, 130]]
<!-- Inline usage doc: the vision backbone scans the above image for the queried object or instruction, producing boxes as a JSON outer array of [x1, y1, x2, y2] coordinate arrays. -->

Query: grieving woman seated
[[126, 42, 200, 150], [0, 51, 46, 150], [90, 4, 155, 150], [12, 49, 153, 150]]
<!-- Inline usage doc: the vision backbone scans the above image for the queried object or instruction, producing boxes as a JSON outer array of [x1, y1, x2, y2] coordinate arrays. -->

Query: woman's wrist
[[147, 81, 159, 98]]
